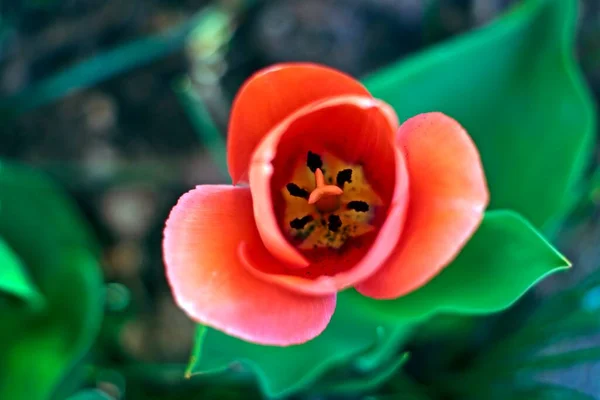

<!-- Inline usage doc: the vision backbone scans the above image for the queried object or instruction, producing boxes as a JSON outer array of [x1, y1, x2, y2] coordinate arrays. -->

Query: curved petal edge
[[357, 112, 489, 299], [228, 63, 371, 184], [163, 185, 336, 346]]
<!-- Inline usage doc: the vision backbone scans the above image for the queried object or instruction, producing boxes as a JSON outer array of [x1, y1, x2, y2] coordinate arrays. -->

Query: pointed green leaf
[[188, 292, 410, 398], [364, 0, 595, 229], [0, 237, 43, 308], [0, 162, 103, 399], [352, 211, 569, 322]]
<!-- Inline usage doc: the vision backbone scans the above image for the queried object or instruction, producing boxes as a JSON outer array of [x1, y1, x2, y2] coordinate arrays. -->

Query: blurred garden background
[[0, 0, 599, 399]]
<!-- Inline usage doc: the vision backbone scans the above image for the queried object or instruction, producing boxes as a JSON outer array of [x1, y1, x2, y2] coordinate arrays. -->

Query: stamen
[[290, 215, 314, 229], [347, 201, 369, 212], [308, 168, 343, 213], [281, 151, 382, 251], [336, 169, 353, 187], [286, 183, 309, 199], [328, 215, 342, 232], [307, 151, 323, 172]]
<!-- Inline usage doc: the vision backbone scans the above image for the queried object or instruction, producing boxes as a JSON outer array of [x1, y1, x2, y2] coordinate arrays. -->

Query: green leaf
[[311, 353, 409, 396], [476, 282, 600, 365], [480, 309, 600, 367], [502, 384, 595, 400], [0, 162, 103, 399], [363, 0, 596, 229], [518, 347, 600, 372], [0, 236, 43, 308], [351, 211, 569, 322], [188, 292, 410, 398], [66, 390, 113, 400]]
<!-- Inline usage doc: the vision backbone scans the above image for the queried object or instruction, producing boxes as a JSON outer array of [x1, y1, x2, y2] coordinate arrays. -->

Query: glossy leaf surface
[[354, 211, 569, 321], [364, 0, 595, 229], [188, 292, 409, 398]]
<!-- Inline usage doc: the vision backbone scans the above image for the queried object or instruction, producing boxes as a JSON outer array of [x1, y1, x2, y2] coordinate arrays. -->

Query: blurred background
[[0, 0, 599, 399]]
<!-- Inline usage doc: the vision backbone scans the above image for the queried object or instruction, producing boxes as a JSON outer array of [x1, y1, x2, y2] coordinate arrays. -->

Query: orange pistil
[[308, 168, 343, 213]]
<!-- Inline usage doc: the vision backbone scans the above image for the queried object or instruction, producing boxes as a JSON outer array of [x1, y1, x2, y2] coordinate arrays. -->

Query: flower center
[[308, 168, 343, 213], [280, 151, 383, 250]]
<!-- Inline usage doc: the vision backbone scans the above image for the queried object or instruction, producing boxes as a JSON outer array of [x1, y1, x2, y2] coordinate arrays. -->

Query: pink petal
[[163, 185, 336, 345], [356, 113, 489, 299]]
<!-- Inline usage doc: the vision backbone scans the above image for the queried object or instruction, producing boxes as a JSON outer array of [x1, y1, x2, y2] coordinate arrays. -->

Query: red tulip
[[163, 63, 489, 346]]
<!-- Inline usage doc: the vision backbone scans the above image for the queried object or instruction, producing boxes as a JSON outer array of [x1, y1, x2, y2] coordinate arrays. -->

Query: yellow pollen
[[281, 152, 383, 250]]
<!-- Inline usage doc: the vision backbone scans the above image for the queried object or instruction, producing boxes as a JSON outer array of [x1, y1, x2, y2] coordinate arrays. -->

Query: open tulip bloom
[[163, 63, 570, 347]]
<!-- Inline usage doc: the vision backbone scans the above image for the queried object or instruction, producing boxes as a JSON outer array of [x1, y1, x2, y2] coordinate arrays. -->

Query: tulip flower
[[164, 63, 488, 346]]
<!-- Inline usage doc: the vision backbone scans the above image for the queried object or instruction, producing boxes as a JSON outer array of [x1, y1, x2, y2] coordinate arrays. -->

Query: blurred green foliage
[[0, 10, 207, 118], [0, 163, 103, 399], [0, 237, 44, 308]]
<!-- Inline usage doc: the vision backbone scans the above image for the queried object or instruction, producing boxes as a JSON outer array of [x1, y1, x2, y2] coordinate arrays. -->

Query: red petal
[[163, 185, 336, 345], [228, 63, 370, 184], [356, 113, 489, 299], [249, 95, 399, 268]]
